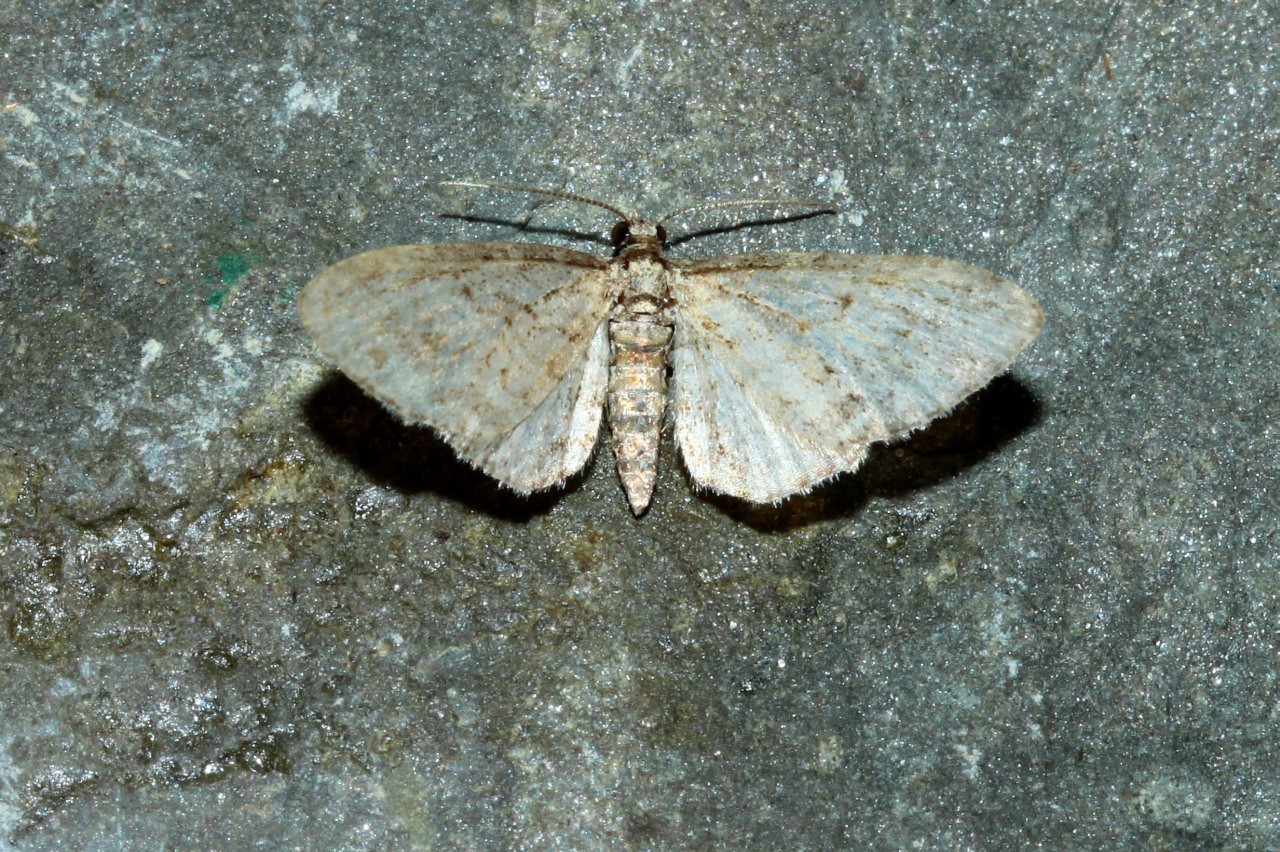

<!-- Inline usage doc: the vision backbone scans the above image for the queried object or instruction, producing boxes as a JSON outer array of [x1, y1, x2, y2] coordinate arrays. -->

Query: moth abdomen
[[608, 318, 674, 516]]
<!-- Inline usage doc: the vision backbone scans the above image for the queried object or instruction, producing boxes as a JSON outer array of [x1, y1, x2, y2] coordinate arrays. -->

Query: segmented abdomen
[[607, 319, 673, 515]]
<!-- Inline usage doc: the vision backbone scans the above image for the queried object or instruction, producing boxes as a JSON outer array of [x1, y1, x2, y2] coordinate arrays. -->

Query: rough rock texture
[[1, 1, 1276, 848]]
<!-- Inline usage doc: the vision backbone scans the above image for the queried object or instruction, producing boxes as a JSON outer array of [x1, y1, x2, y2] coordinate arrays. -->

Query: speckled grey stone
[[1, 1, 1276, 849]]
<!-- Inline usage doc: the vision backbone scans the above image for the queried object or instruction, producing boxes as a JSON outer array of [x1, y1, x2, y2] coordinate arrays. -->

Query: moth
[[299, 181, 1043, 515]]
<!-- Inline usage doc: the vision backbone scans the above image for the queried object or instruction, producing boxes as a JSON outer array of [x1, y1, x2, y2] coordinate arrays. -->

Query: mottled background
[[1, 1, 1276, 849]]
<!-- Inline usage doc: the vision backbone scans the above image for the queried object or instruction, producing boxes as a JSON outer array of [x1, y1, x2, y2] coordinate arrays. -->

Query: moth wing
[[670, 253, 1043, 503], [299, 242, 617, 492]]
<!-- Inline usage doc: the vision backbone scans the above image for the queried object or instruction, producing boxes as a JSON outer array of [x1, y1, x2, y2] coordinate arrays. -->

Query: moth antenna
[[657, 198, 837, 227], [441, 180, 639, 224]]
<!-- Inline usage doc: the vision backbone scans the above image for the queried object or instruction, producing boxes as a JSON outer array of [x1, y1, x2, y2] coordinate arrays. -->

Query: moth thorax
[[610, 319, 673, 352], [622, 294, 666, 317], [616, 242, 665, 266]]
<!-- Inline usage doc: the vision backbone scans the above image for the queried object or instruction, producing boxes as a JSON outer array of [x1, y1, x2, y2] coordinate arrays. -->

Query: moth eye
[[610, 221, 631, 247], [655, 224, 667, 244]]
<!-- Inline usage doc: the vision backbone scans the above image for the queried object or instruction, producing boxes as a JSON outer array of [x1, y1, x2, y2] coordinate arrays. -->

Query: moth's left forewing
[[669, 252, 1042, 504], [300, 243, 617, 493]]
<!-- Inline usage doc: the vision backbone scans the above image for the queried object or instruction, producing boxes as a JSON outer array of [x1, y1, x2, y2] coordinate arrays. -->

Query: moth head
[[611, 219, 667, 254]]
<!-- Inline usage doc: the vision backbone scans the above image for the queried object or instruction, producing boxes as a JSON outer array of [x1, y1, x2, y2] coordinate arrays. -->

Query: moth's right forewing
[[669, 253, 1042, 503], [299, 242, 617, 492], [669, 319, 869, 503]]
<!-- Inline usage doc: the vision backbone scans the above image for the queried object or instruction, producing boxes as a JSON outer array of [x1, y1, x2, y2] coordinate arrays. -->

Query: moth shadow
[[693, 374, 1043, 531], [301, 372, 568, 521]]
